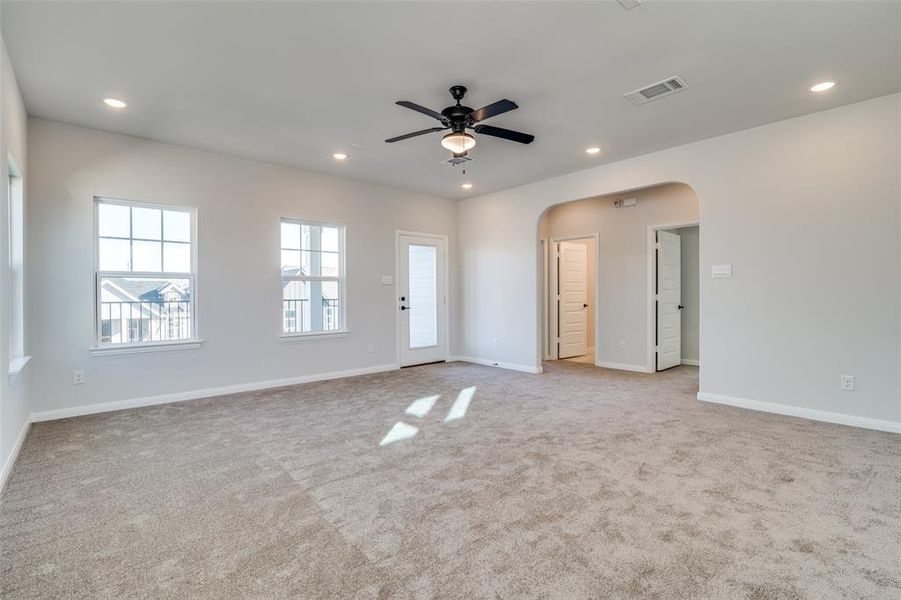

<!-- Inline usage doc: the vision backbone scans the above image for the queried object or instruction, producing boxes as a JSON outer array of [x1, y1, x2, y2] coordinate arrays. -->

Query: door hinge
[[655, 294, 660, 301], [655, 242, 660, 250]]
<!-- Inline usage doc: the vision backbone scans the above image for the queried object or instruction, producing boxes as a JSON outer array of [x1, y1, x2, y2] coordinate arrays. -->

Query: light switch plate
[[381, 275, 393, 285], [711, 264, 733, 278]]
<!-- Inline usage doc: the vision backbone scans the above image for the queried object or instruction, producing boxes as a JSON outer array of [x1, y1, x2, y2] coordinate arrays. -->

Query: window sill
[[8, 355, 31, 384], [89, 340, 204, 356], [278, 330, 350, 342]]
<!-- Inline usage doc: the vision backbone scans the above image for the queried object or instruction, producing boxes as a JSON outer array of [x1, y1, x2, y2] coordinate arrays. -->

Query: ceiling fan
[[385, 85, 535, 154]]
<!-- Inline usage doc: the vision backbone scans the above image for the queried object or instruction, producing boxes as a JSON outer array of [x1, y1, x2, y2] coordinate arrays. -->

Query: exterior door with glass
[[397, 233, 446, 367]]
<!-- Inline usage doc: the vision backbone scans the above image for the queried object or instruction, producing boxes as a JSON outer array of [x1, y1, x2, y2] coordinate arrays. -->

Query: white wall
[[675, 225, 700, 364], [26, 119, 456, 414], [541, 184, 699, 368], [458, 93, 901, 427], [1, 33, 30, 485]]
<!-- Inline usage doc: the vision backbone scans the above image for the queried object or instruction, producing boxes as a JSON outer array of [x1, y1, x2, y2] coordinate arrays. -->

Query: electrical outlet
[[367, 343, 375, 353], [840, 375, 855, 391], [618, 339, 626, 350], [72, 370, 85, 385]]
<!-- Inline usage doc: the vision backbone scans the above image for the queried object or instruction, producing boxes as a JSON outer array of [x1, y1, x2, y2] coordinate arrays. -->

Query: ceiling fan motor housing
[[385, 84, 534, 146], [442, 104, 474, 131]]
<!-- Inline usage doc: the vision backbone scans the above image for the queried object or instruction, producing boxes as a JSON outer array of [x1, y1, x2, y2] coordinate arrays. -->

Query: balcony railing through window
[[282, 298, 339, 333], [100, 300, 192, 344]]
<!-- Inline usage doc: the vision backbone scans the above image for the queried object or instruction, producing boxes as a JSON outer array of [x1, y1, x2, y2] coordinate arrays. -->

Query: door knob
[[678, 305, 685, 310], [400, 296, 406, 301], [583, 303, 589, 308], [400, 306, 408, 311]]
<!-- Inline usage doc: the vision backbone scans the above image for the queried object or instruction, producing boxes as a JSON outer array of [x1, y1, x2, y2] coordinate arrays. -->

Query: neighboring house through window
[[95, 198, 196, 347], [280, 219, 345, 335]]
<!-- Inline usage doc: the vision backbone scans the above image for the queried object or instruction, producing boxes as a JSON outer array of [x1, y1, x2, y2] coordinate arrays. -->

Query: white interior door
[[398, 234, 446, 367], [557, 241, 588, 359], [656, 230, 682, 370]]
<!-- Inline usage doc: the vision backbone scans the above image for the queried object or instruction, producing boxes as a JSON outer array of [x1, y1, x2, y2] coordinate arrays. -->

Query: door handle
[[583, 303, 589, 308], [678, 305, 685, 310], [400, 306, 409, 311]]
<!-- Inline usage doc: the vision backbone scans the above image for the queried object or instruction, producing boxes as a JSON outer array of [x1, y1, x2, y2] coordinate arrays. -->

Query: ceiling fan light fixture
[[441, 132, 476, 154]]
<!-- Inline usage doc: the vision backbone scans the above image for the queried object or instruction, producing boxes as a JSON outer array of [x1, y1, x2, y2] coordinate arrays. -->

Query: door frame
[[544, 234, 600, 362], [395, 230, 450, 367], [645, 220, 699, 372]]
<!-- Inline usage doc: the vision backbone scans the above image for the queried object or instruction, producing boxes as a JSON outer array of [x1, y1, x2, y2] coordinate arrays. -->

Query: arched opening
[[537, 182, 701, 374]]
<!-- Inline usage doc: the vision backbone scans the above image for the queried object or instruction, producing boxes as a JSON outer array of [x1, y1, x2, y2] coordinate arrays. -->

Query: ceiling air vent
[[625, 76, 687, 105], [440, 154, 475, 166]]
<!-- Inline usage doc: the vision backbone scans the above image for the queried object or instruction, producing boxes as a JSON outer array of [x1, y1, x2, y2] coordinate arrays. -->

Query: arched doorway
[[538, 182, 700, 373]]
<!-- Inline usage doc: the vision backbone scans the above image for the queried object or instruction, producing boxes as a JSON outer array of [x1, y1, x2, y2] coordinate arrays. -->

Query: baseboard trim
[[597, 361, 655, 373], [449, 356, 543, 374], [697, 392, 901, 434], [1, 417, 31, 492], [681, 359, 700, 366], [30, 363, 401, 423]]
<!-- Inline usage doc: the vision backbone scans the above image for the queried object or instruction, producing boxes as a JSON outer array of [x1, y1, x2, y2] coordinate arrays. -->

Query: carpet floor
[[1, 361, 899, 599]]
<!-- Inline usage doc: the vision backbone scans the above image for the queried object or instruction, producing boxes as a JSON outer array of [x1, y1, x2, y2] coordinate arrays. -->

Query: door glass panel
[[408, 244, 437, 348]]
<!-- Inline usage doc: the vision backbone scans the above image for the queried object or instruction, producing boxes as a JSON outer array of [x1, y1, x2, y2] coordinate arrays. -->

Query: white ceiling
[[3, 1, 899, 200]]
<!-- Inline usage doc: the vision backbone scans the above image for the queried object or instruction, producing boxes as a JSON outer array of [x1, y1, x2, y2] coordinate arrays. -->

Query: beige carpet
[[2, 361, 899, 599]]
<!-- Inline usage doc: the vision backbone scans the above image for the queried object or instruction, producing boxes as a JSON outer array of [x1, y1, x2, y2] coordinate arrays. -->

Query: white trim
[[646, 220, 699, 373], [395, 230, 450, 367], [30, 363, 401, 423], [596, 361, 655, 373], [449, 355, 543, 374], [681, 359, 700, 366], [278, 330, 350, 341], [8, 355, 31, 384], [545, 234, 600, 362], [89, 340, 203, 356], [697, 392, 901, 434], [93, 197, 200, 347], [279, 217, 347, 335], [0, 417, 31, 492]]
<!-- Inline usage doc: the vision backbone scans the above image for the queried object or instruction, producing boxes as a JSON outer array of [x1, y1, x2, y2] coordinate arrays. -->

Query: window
[[94, 198, 196, 348], [280, 219, 345, 335], [8, 158, 25, 368]]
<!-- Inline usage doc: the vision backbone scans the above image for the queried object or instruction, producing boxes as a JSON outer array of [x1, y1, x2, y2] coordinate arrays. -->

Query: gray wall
[[675, 226, 699, 363], [26, 119, 457, 414], [457, 94, 901, 427], [1, 33, 30, 485], [541, 184, 699, 368]]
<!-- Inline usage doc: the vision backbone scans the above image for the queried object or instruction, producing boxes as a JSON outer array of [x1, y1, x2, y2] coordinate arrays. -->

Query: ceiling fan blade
[[468, 99, 518, 123], [396, 101, 448, 122], [385, 127, 447, 143], [473, 124, 534, 144]]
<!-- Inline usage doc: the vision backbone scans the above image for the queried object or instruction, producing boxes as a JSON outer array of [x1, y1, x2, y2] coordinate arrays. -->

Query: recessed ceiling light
[[103, 98, 127, 109], [461, 183, 473, 190], [333, 153, 347, 160], [810, 81, 836, 93], [586, 147, 601, 154]]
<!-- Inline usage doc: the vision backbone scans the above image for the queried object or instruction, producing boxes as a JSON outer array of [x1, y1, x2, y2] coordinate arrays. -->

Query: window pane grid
[[96, 199, 195, 346], [280, 219, 344, 334]]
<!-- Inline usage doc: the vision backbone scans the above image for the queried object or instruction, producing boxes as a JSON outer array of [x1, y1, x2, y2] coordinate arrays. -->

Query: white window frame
[[7, 155, 29, 382], [278, 218, 348, 340], [91, 197, 201, 355]]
